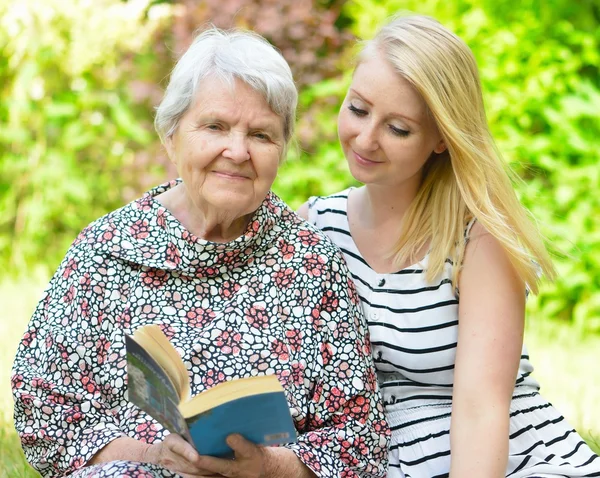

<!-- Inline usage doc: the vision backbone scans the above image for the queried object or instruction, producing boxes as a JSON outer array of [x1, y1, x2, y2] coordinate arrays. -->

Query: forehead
[[351, 51, 429, 120], [188, 75, 283, 128]]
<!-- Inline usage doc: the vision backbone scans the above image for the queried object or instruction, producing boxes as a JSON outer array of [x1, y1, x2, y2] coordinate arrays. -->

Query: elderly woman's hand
[[195, 435, 316, 478], [144, 434, 224, 477]]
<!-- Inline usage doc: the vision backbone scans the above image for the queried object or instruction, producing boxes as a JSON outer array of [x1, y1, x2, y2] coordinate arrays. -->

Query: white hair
[[155, 27, 298, 145]]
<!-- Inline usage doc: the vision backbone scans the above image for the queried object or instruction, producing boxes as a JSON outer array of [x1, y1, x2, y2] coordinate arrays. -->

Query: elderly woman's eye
[[206, 123, 223, 131], [253, 132, 270, 141]]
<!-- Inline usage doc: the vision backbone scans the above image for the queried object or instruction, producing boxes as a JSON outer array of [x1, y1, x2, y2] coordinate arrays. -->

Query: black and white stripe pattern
[[308, 188, 600, 477]]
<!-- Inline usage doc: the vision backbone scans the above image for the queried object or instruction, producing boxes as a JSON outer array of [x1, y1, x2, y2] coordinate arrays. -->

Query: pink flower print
[[274, 267, 297, 288], [320, 343, 333, 366], [312, 381, 324, 403], [270, 338, 290, 362], [101, 223, 117, 242], [290, 361, 305, 386], [80, 375, 100, 396], [140, 269, 169, 288], [343, 395, 370, 424], [215, 330, 242, 355], [135, 421, 160, 443], [157, 208, 167, 228], [372, 419, 390, 437], [306, 432, 331, 448], [158, 323, 176, 339], [365, 366, 377, 392], [70, 457, 86, 470], [341, 472, 360, 478], [11, 374, 24, 389], [136, 194, 153, 212], [32, 377, 53, 391], [96, 337, 111, 365], [62, 258, 78, 279], [79, 272, 92, 293], [21, 330, 36, 347], [129, 219, 150, 240], [320, 289, 339, 313], [79, 299, 90, 319], [63, 284, 75, 304], [302, 252, 327, 277], [277, 240, 296, 261], [297, 449, 321, 472], [185, 307, 216, 328], [220, 280, 241, 299], [324, 386, 345, 414], [348, 277, 360, 306], [202, 369, 226, 388], [340, 445, 361, 467], [246, 220, 261, 237], [47, 391, 66, 405], [298, 229, 320, 247], [21, 433, 37, 446], [64, 406, 83, 424], [116, 309, 132, 329], [245, 305, 270, 329], [166, 242, 182, 268], [285, 329, 302, 352]]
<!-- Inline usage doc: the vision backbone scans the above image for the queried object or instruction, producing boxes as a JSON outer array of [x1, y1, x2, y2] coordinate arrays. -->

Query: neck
[[157, 184, 251, 242], [358, 179, 421, 228]]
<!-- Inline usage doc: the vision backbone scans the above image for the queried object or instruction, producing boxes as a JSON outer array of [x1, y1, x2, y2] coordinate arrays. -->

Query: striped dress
[[308, 188, 600, 478]]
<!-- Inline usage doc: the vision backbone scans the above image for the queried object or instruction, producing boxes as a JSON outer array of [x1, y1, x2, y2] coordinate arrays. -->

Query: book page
[[126, 335, 191, 440]]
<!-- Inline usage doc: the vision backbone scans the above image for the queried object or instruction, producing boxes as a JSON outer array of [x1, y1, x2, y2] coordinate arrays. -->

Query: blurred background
[[1, 0, 599, 475]]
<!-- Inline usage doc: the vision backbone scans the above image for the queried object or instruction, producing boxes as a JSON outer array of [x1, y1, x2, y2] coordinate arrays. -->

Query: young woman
[[299, 14, 600, 478]]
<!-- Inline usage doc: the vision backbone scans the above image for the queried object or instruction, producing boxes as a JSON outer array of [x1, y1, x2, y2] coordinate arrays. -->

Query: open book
[[126, 324, 297, 457]]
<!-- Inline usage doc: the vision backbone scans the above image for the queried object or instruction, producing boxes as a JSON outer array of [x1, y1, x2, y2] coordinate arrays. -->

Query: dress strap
[[464, 217, 477, 243]]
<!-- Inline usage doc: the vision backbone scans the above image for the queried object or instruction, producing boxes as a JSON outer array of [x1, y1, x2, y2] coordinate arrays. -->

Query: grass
[[0, 278, 599, 476]]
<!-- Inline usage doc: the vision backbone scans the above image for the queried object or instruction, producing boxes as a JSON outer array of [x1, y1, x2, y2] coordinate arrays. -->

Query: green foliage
[[0, 0, 169, 273]]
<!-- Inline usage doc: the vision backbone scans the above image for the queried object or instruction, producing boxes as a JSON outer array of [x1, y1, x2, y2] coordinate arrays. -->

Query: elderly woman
[[12, 28, 389, 478]]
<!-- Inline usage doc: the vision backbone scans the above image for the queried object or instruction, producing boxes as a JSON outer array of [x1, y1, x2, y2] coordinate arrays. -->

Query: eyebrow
[[349, 88, 421, 126], [196, 113, 283, 136]]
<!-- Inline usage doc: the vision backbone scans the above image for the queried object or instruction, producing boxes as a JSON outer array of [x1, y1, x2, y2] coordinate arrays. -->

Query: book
[[125, 324, 297, 457]]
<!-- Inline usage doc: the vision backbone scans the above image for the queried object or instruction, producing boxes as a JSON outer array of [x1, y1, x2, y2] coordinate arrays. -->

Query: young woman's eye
[[348, 103, 367, 116], [389, 125, 410, 137]]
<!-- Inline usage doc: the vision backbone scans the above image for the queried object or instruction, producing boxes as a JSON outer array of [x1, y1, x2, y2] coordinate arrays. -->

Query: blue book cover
[[186, 391, 297, 457], [126, 331, 297, 457]]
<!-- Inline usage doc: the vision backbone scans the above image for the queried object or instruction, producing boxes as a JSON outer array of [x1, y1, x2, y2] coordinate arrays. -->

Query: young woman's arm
[[450, 222, 526, 478]]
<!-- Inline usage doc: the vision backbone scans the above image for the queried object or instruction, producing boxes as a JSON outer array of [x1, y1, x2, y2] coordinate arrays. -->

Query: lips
[[211, 170, 249, 180], [352, 150, 381, 166]]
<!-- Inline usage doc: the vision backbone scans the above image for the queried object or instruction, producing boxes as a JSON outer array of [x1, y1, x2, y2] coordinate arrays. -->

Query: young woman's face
[[338, 50, 446, 188]]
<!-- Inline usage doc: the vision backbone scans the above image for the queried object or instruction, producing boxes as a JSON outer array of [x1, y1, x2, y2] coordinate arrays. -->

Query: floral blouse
[[12, 180, 390, 478]]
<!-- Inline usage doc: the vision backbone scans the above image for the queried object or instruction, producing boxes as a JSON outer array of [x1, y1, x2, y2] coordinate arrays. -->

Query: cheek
[[337, 111, 350, 142]]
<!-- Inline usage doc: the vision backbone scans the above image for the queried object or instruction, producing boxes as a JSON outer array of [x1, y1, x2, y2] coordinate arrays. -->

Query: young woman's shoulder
[[462, 220, 525, 297], [296, 188, 353, 224]]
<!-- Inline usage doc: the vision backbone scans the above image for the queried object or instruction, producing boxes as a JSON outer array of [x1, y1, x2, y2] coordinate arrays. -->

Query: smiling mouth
[[212, 171, 249, 180], [353, 150, 381, 165]]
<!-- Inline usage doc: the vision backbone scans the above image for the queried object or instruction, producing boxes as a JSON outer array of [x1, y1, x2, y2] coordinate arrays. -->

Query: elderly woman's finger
[[226, 434, 261, 459], [163, 433, 201, 463]]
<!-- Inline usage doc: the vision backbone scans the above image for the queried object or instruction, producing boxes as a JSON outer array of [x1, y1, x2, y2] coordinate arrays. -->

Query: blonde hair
[[360, 14, 555, 293]]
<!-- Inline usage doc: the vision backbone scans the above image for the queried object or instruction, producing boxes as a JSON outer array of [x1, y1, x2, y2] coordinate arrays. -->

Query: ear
[[164, 134, 177, 165], [433, 139, 447, 154]]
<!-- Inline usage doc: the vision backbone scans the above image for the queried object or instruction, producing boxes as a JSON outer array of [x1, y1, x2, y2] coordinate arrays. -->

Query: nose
[[222, 132, 250, 163], [355, 123, 378, 152]]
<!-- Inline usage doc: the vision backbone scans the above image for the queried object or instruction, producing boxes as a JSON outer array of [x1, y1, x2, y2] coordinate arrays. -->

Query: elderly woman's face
[[166, 75, 285, 219]]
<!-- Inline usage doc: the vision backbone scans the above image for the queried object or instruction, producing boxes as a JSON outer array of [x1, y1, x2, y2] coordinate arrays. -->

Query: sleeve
[[11, 246, 127, 477], [306, 196, 319, 226], [285, 249, 390, 477]]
